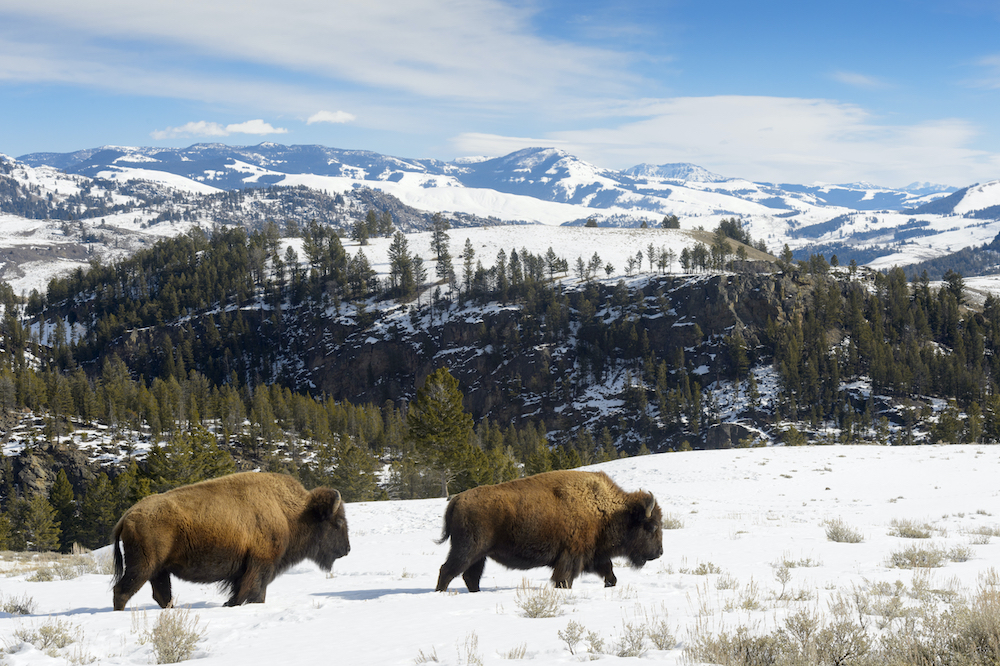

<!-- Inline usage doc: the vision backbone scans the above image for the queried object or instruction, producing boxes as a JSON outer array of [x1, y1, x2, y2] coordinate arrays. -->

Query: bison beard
[[111, 472, 350, 610], [435, 470, 663, 592]]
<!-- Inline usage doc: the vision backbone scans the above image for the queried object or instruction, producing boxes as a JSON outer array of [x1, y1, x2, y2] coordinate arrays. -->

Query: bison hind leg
[[436, 546, 484, 593], [112, 551, 154, 611], [150, 571, 173, 608]]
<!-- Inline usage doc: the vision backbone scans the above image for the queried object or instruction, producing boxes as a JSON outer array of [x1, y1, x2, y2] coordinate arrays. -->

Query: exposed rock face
[[295, 271, 820, 444], [703, 423, 756, 449], [10, 440, 97, 499]]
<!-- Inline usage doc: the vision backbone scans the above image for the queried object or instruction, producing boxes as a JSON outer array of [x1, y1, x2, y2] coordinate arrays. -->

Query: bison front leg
[[461, 558, 487, 593], [227, 560, 275, 606], [551, 552, 584, 589], [150, 571, 174, 608], [592, 559, 617, 587]]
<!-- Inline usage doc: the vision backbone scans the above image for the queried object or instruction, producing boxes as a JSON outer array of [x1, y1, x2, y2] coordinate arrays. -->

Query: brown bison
[[435, 470, 663, 592], [111, 472, 350, 610]]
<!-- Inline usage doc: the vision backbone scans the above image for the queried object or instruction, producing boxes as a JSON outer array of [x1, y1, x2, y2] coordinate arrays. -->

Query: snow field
[[1, 445, 999, 664]]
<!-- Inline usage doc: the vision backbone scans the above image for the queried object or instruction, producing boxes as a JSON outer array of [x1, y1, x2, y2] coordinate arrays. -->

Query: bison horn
[[643, 493, 657, 518]]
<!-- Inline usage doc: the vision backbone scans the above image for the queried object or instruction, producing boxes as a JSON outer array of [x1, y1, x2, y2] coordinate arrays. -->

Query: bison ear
[[308, 488, 343, 522]]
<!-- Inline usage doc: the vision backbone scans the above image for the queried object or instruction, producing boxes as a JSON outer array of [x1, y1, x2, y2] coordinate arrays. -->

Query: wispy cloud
[[969, 54, 1000, 89], [151, 119, 287, 140], [455, 96, 999, 187], [307, 110, 356, 125], [832, 71, 889, 89], [0, 1, 630, 107]]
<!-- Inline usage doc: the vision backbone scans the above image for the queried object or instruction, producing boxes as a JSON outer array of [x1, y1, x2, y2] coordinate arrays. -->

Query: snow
[[96, 169, 223, 195], [2, 445, 998, 665]]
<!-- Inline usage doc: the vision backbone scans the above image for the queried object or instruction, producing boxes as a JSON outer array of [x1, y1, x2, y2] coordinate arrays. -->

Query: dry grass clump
[[0, 592, 36, 615], [662, 513, 685, 530], [887, 544, 948, 569], [514, 579, 566, 618], [686, 575, 1000, 666], [825, 518, 864, 543], [887, 518, 934, 539], [134, 607, 206, 664]]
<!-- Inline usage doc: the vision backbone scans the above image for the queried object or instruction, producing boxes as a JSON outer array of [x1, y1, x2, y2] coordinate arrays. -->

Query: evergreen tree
[[143, 425, 236, 493], [315, 440, 381, 502], [48, 469, 78, 552], [77, 473, 116, 549], [406, 367, 475, 497], [9, 493, 61, 552]]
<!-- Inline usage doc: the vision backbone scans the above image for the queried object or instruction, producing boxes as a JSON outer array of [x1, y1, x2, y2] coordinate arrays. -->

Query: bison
[[111, 472, 350, 610], [435, 470, 663, 592]]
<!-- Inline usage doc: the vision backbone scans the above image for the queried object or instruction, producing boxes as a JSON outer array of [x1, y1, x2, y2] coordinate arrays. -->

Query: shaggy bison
[[435, 470, 663, 592], [111, 472, 350, 610]]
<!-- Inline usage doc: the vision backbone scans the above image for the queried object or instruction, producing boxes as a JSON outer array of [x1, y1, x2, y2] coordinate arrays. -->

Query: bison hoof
[[604, 580, 616, 588]]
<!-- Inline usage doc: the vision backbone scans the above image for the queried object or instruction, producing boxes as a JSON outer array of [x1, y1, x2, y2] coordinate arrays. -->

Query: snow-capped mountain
[[623, 162, 727, 182], [7, 142, 1000, 284]]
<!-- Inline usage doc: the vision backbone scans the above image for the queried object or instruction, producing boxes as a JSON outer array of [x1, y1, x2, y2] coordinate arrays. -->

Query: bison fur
[[435, 470, 663, 592], [111, 472, 350, 610]]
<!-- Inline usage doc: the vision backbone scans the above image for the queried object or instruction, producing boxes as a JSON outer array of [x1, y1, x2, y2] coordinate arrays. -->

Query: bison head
[[623, 491, 664, 568], [306, 488, 351, 571]]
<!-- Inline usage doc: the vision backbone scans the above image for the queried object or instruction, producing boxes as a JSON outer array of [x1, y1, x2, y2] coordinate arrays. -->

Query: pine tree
[[48, 469, 78, 552], [9, 493, 61, 552], [143, 425, 236, 493], [315, 440, 381, 502], [406, 367, 475, 497], [77, 473, 117, 549]]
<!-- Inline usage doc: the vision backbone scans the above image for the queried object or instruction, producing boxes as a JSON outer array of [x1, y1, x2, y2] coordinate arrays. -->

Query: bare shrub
[[558, 620, 586, 655], [414, 647, 439, 664], [825, 518, 864, 543], [1, 592, 37, 615], [498, 643, 527, 659], [888, 518, 933, 539], [12, 617, 80, 654], [458, 631, 483, 666], [888, 544, 948, 569], [142, 608, 205, 664], [643, 604, 676, 650], [662, 513, 685, 530], [514, 579, 565, 618], [949, 545, 975, 562], [612, 621, 648, 658]]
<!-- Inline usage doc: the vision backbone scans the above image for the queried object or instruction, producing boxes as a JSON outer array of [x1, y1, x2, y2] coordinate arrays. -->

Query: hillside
[[0, 217, 995, 506]]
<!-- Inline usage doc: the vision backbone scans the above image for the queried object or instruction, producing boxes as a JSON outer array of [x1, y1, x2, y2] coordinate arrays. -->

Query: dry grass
[[514, 579, 566, 618], [825, 518, 864, 543]]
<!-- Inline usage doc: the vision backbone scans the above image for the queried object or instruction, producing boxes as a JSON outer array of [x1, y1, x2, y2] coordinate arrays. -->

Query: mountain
[[7, 143, 1000, 286], [622, 162, 727, 182]]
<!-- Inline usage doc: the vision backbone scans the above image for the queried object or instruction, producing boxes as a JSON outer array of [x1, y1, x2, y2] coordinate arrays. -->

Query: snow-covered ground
[[1, 445, 998, 664]]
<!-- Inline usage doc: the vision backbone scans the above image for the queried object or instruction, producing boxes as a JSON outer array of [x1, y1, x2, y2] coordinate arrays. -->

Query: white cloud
[[0, 1, 629, 105], [225, 119, 287, 135], [456, 96, 1000, 187], [151, 119, 287, 140], [832, 71, 889, 89], [307, 110, 356, 125]]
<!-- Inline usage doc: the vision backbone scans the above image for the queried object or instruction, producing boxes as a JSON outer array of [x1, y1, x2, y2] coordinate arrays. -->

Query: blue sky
[[1, 0, 998, 187]]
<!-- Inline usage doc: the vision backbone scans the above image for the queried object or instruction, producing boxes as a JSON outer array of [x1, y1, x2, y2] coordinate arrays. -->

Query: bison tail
[[435, 496, 456, 545], [111, 520, 125, 586]]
